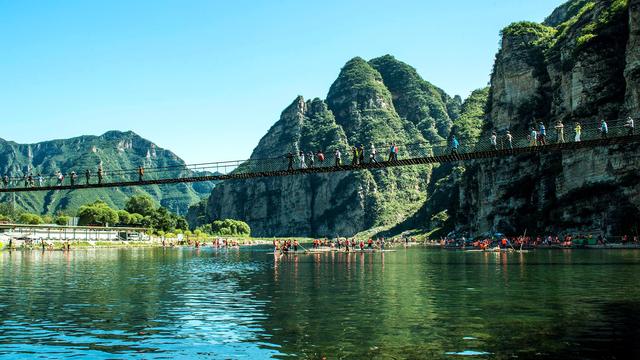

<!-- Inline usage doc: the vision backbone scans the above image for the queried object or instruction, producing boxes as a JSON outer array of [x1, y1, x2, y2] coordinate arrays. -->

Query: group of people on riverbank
[[271, 236, 419, 254], [161, 237, 242, 248], [432, 233, 640, 250]]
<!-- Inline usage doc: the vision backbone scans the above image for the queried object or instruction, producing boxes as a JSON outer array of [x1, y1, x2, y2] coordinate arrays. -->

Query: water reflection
[[0, 248, 280, 358], [1, 248, 640, 358]]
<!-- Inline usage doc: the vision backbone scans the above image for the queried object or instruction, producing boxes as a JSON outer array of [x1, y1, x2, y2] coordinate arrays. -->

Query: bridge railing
[[0, 118, 635, 189]]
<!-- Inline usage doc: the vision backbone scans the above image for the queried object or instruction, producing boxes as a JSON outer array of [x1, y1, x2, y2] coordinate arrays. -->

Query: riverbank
[[0, 236, 280, 251]]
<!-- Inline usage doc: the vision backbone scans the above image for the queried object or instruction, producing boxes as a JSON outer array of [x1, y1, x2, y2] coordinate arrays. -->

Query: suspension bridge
[[0, 119, 637, 193]]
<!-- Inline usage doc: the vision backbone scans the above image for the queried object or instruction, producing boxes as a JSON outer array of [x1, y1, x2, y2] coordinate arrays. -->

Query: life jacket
[[318, 153, 325, 161]]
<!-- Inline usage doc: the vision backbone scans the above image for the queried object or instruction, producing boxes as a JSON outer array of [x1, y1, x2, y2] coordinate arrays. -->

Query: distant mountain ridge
[[0, 130, 214, 215]]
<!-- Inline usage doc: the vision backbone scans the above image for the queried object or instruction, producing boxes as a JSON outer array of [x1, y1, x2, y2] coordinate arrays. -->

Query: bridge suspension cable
[[0, 118, 636, 193]]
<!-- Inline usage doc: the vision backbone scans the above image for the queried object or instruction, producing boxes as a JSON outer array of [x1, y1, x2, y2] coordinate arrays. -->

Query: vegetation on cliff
[[451, 87, 490, 142], [369, 55, 457, 142]]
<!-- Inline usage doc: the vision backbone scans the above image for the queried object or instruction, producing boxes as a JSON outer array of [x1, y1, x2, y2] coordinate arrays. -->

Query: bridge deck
[[1, 133, 638, 193]]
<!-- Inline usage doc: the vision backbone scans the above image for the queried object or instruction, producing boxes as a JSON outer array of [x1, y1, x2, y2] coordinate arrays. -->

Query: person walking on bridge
[[624, 116, 634, 136], [307, 151, 315, 168], [299, 151, 307, 169], [334, 149, 342, 167], [388, 143, 399, 162], [85, 169, 91, 185], [574, 122, 582, 142], [600, 119, 608, 139], [351, 146, 359, 165], [37, 174, 43, 187], [451, 135, 459, 155], [529, 127, 538, 147], [555, 120, 565, 143], [138, 166, 144, 182], [97, 165, 104, 185], [316, 150, 325, 164], [506, 131, 513, 149], [56, 171, 64, 186], [369, 143, 378, 163], [358, 144, 365, 164], [490, 131, 497, 150], [538, 122, 547, 145], [70, 171, 77, 186], [286, 153, 295, 171], [2, 175, 8, 189]]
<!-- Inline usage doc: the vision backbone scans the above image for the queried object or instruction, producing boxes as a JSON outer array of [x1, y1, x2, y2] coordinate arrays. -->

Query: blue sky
[[0, 0, 564, 163]]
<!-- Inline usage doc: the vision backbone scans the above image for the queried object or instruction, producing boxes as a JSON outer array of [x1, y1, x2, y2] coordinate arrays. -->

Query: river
[[1, 247, 639, 359]]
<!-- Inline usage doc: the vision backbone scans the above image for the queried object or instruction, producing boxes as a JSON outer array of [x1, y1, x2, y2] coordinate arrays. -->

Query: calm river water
[[1, 247, 639, 359]]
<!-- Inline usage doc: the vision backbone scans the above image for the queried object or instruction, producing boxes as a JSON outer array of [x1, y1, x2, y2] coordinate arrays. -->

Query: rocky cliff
[[458, 0, 640, 236], [0, 131, 214, 215], [203, 56, 455, 237], [200, 0, 639, 238]]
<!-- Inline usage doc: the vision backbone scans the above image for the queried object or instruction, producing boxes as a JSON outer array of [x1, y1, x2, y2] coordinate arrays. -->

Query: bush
[[205, 219, 251, 236], [77, 201, 119, 226], [54, 215, 70, 226], [117, 210, 132, 225], [18, 213, 44, 225]]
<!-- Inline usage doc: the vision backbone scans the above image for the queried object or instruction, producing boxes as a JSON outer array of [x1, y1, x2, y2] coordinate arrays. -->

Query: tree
[[0, 203, 18, 222], [149, 207, 177, 232], [431, 210, 449, 228], [129, 213, 144, 226], [174, 215, 188, 231], [125, 194, 157, 217], [54, 215, 70, 226], [77, 201, 119, 226], [117, 210, 132, 225], [18, 213, 44, 225], [209, 219, 251, 236]]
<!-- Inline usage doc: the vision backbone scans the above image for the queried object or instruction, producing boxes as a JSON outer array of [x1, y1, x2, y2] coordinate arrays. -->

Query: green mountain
[[198, 55, 470, 237], [0, 131, 214, 215]]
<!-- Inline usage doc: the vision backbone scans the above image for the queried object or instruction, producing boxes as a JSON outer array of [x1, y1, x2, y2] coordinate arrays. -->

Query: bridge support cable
[[0, 123, 638, 193]]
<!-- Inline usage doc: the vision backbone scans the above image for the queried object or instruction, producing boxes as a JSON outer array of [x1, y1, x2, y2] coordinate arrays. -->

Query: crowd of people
[[0, 164, 147, 189], [285, 143, 399, 171], [272, 237, 420, 253], [451, 117, 634, 154], [431, 233, 640, 250], [282, 117, 636, 171], [2, 117, 635, 187]]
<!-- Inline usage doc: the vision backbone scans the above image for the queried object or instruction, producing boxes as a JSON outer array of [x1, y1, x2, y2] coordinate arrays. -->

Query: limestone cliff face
[[626, 0, 640, 115], [547, 1, 629, 121], [489, 27, 552, 131], [205, 96, 375, 237], [205, 56, 440, 237], [459, 0, 640, 236]]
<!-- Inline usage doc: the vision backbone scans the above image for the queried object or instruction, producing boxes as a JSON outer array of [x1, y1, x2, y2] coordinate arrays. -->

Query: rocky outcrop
[[204, 57, 442, 237], [488, 23, 553, 131], [206, 96, 376, 237], [458, 0, 640, 236], [458, 143, 640, 236], [626, 0, 640, 116]]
